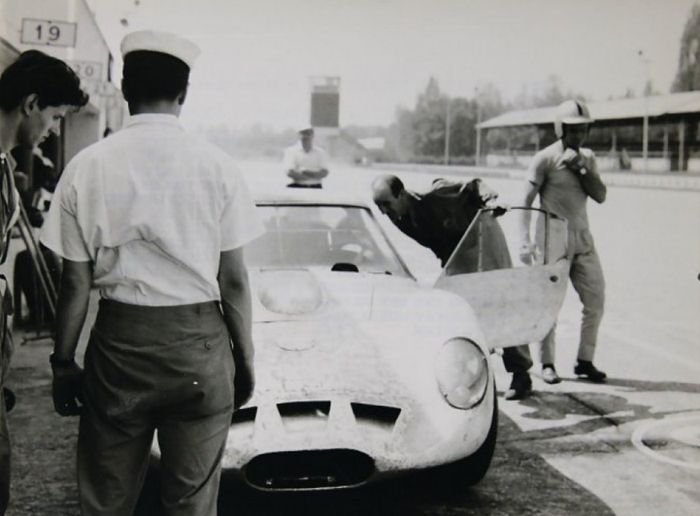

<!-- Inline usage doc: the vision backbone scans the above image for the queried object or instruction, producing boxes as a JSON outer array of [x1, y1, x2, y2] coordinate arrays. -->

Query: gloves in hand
[[233, 364, 255, 410], [52, 360, 84, 416], [519, 241, 539, 265]]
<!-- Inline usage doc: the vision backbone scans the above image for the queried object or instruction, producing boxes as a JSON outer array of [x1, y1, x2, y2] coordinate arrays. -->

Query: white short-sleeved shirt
[[40, 114, 263, 306], [526, 140, 597, 232], [283, 142, 329, 186]]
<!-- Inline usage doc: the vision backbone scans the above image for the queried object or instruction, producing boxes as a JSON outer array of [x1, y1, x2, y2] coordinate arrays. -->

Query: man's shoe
[[541, 365, 561, 384], [574, 361, 607, 382], [504, 372, 532, 400]]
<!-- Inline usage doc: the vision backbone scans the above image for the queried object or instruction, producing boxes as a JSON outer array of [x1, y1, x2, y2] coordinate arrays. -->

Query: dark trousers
[[502, 344, 532, 374], [78, 300, 235, 516]]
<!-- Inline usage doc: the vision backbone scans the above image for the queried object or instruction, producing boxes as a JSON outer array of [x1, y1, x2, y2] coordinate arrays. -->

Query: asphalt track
[[4, 159, 699, 515]]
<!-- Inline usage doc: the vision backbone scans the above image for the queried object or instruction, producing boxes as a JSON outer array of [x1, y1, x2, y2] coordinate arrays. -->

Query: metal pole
[[639, 50, 651, 172], [475, 127, 481, 167], [679, 121, 685, 172], [643, 106, 649, 172], [475, 93, 482, 166], [444, 98, 451, 166]]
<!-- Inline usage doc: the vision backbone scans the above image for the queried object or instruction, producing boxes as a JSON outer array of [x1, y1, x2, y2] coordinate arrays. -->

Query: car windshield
[[246, 204, 409, 276]]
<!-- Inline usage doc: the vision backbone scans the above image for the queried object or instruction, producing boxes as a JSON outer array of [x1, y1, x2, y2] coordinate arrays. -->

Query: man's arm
[[299, 169, 328, 180], [52, 259, 92, 416], [564, 151, 606, 203], [218, 247, 255, 409], [519, 152, 544, 264], [287, 169, 306, 181], [577, 166, 606, 203]]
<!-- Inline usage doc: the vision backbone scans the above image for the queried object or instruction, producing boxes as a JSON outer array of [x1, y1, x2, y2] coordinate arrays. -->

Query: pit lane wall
[[0, 0, 125, 165], [372, 163, 700, 192]]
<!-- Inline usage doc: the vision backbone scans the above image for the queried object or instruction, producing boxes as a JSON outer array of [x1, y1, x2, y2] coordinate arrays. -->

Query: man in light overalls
[[520, 99, 607, 385]]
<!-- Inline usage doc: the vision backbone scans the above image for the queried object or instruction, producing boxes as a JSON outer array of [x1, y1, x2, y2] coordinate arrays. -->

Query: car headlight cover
[[435, 338, 489, 409]]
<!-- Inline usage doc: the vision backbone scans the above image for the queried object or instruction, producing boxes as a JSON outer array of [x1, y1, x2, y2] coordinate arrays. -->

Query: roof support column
[[678, 121, 685, 172], [611, 129, 617, 152], [642, 113, 649, 172]]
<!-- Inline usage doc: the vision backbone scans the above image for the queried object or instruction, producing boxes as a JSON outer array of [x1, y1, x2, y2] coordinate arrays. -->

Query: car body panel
[[435, 207, 570, 349], [222, 268, 494, 475]]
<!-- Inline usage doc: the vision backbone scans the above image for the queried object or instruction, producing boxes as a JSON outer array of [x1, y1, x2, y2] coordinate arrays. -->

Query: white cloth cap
[[120, 30, 200, 68]]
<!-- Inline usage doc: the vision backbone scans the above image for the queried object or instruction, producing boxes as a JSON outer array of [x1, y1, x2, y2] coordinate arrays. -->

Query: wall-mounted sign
[[21, 19, 77, 47], [69, 61, 103, 82]]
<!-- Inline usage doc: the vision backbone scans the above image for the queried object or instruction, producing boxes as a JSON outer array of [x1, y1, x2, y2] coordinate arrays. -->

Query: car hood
[[248, 268, 483, 407]]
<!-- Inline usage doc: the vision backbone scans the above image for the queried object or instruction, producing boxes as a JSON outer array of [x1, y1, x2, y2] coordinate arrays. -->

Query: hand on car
[[52, 360, 84, 416], [477, 182, 499, 204]]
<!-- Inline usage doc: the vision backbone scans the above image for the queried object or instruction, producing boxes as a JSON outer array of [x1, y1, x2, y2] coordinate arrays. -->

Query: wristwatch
[[49, 353, 75, 367]]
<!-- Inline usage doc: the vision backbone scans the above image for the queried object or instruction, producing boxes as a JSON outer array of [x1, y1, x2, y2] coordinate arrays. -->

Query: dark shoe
[[541, 365, 561, 384], [504, 372, 532, 400], [574, 361, 607, 383]]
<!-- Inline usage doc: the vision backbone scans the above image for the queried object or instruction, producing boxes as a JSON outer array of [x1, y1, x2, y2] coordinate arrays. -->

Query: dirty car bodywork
[[157, 192, 569, 491]]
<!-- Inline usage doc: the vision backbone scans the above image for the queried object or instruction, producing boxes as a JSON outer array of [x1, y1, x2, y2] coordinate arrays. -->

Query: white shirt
[[41, 114, 263, 306], [283, 142, 329, 186]]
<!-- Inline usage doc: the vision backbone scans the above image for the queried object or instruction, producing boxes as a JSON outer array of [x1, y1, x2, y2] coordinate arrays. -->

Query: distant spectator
[[283, 126, 329, 188]]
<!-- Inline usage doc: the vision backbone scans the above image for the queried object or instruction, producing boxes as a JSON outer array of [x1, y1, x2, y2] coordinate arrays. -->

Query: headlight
[[435, 338, 489, 409]]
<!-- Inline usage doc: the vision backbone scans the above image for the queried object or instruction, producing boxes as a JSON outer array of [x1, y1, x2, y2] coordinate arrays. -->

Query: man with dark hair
[[371, 174, 535, 400], [41, 30, 262, 515], [0, 49, 87, 516]]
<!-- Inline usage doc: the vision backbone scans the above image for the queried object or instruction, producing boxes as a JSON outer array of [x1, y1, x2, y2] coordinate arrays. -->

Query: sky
[[86, 0, 698, 132]]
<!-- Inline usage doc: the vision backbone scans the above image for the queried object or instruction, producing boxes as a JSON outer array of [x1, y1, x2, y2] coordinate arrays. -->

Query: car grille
[[244, 449, 375, 490], [231, 400, 402, 434]]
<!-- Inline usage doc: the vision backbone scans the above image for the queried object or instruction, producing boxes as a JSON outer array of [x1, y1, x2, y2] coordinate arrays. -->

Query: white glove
[[519, 240, 540, 265]]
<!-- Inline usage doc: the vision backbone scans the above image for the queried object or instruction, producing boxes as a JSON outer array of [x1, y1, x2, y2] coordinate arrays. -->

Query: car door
[[434, 207, 569, 349]]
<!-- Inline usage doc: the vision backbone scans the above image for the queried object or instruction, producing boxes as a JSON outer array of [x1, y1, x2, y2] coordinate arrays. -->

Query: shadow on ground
[[498, 377, 700, 448], [136, 414, 614, 516]]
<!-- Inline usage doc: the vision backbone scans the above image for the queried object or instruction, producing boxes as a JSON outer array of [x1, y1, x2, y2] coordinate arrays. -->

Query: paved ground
[[3, 160, 699, 515]]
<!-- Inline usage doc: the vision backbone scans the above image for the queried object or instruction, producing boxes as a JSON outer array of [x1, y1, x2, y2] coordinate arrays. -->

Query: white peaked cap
[[120, 30, 200, 68]]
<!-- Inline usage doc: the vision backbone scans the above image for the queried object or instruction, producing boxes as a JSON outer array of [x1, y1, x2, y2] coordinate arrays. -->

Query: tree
[[412, 77, 449, 157], [672, 4, 700, 92]]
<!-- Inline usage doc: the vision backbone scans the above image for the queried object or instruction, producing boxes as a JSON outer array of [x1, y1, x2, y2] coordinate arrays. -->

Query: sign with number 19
[[21, 19, 77, 48]]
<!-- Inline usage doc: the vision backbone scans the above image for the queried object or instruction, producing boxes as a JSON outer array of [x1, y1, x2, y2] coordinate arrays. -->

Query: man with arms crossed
[[520, 99, 607, 385], [41, 31, 262, 515], [284, 126, 329, 188], [0, 50, 87, 515]]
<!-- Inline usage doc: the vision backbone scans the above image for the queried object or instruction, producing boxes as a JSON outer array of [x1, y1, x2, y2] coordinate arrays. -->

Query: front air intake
[[244, 449, 375, 491]]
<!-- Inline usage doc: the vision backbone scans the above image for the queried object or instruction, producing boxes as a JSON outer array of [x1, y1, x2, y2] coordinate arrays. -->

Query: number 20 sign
[[21, 19, 77, 47]]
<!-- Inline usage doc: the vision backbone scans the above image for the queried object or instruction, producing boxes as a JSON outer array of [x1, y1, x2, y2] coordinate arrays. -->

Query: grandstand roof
[[477, 91, 700, 129]]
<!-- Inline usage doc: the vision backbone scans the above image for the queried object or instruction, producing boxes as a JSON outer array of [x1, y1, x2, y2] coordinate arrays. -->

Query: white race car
[[157, 190, 570, 491]]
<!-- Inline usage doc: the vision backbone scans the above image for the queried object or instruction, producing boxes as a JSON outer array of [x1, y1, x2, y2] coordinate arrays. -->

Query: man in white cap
[[283, 125, 329, 188], [41, 30, 262, 515], [519, 99, 607, 386]]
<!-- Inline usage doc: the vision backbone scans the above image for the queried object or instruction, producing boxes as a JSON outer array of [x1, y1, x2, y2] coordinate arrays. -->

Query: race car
[[154, 189, 570, 491]]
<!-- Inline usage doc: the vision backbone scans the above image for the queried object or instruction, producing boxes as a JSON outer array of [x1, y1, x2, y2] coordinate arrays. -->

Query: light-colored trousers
[[539, 228, 605, 364]]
